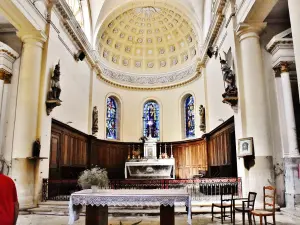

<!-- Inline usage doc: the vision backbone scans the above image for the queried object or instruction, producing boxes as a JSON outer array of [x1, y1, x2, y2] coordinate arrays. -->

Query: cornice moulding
[[0, 41, 19, 59], [200, 0, 227, 65]]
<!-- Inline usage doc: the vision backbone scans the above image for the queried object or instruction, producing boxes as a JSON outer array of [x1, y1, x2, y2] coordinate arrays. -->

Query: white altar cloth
[[125, 158, 175, 179], [68, 189, 191, 225]]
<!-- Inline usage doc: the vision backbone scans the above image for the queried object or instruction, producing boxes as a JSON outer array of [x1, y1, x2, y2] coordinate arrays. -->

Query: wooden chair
[[211, 186, 234, 224], [233, 192, 257, 225], [251, 186, 276, 225]]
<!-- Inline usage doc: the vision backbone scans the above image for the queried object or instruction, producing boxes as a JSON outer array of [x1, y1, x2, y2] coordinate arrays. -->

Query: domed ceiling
[[96, 1, 200, 89]]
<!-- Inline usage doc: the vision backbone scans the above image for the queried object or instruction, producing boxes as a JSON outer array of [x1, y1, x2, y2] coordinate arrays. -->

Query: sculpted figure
[[220, 55, 238, 106], [199, 105, 206, 132], [92, 106, 99, 135], [49, 61, 62, 101]]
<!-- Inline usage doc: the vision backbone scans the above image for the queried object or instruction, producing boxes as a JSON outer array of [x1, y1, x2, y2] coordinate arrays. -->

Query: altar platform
[[125, 158, 175, 179]]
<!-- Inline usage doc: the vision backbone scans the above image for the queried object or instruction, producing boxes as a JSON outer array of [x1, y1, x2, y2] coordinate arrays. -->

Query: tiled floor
[[18, 211, 300, 225]]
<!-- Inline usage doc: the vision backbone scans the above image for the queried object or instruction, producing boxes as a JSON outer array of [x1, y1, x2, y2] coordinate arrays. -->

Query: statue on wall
[[49, 62, 62, 101], [219, 55, 238, 106], [92, 106, 99, 135], [32, 138, 41, 158], [46, 61, 62, 115], [199, 105, 206, 132]]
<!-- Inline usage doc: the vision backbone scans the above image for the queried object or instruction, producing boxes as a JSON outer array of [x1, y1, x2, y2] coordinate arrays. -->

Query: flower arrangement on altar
[[78, 166, 109, 189]]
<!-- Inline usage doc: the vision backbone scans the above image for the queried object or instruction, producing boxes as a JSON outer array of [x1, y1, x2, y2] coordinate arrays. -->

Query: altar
[[68, 189, 191, 225], [126, 128, 175, 179], [125, 158, 175, 179]]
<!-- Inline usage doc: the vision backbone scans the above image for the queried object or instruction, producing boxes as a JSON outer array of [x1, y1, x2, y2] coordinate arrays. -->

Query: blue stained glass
[[106, 97, 117, 139], [143, 101, 160, 139], [185, 95, 195, 138]]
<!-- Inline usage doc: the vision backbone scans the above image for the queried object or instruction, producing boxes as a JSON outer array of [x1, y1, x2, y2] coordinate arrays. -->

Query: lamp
[[74, 50, 86, 61], [207, 46, 218, 59]]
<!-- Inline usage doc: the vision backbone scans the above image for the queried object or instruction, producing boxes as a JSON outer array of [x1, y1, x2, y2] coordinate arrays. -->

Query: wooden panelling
[[49, 117, 236, 180], [208, 124, 234, 166], [49, 120, 88, 179], [171, 140, 208, 179], [90, 141, 135, 179]]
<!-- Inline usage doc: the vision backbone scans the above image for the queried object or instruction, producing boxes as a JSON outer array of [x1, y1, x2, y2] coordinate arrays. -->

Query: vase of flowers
[[78, 167, 109, 192]]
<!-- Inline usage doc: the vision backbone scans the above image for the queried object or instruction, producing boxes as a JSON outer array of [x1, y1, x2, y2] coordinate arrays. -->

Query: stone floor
[[17, 211, 300, 225]]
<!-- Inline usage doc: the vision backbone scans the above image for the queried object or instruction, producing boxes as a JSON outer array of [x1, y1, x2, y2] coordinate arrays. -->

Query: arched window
[[185, 95, 195, 138], [106, 97, 118, 140], [143, 101, 160, 139], [65, 0, 84, 28]]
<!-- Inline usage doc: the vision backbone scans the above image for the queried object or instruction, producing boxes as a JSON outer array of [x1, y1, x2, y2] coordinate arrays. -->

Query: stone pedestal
[[284, 157, 300, 208]]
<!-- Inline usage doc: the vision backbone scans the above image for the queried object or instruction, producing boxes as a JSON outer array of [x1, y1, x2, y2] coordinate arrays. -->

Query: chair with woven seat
[[251, 186, 276, 225], [211, 186, 234, 224], [233, 192, 257, 225]]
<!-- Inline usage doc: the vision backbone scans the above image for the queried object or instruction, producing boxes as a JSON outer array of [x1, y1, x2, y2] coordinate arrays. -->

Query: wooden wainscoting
[[90, 140, 142, 179], [49, 117, 236, 180], [172, 139, 207, 179], [49, 120, 88, 180]]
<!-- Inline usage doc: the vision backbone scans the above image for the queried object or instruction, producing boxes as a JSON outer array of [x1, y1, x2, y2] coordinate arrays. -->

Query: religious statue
[[219, 55, 238, 106], [199, 105, 206, 132], [49, 61, 62, 101], [92, 106, 99, 135], [46, 61, 62, 115], [32, 138, 41, 157]]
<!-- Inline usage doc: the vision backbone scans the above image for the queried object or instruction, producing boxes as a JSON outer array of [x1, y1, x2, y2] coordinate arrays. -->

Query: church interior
[[1, 0, 300, 224]]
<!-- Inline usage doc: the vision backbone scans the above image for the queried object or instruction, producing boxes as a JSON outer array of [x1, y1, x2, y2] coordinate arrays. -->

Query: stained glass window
[[143, 101, 160, 139], [185, 95, 195, 138], [65, 0, 84, 27], [106, 97, 117, 139]]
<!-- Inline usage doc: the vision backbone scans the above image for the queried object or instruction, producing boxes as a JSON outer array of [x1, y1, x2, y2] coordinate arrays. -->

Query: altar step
[[24, 201, 241, 217]]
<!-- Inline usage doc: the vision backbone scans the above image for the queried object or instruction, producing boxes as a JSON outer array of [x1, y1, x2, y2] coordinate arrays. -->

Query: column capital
[[236, 23, 267, 42], [280, 61, 290, 73], [273, 67, 281, 77], [0, 69, 12, 83], [17, 30, 47, 48]]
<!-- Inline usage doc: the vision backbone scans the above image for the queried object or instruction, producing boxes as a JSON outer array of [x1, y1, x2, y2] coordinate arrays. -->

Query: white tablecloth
[[68, 189, 191, 225]]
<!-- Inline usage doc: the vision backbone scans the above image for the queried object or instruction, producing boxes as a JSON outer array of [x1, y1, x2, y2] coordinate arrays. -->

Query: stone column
[[279, 62, 299, 157], [288, 0, 300, 100], [0, 73, 12, 152], [12, 32, 46, 207], [0, 71, 4, 155], [236, 23, 274, 202]]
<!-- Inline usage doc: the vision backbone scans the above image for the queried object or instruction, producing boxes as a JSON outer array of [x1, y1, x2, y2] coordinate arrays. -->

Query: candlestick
[[159, 144, 162, 159], [164, 143, 167, 155], [170, 144, 173, 159]]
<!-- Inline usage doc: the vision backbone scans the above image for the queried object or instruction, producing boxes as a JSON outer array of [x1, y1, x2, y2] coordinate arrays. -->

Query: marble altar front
[[125, 158, 175, 179]]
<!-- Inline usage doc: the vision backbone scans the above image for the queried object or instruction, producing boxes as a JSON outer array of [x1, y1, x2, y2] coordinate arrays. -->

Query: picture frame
[[238, 137, 253, 157]]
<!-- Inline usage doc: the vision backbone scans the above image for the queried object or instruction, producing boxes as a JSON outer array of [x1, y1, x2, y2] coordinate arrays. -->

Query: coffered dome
[[96, 1, 200, 89]]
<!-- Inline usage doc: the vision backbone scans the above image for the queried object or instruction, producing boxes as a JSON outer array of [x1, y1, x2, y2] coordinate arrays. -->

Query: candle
[[171, 144, 173, 158], [164, 143, 167, 154], [128, 145, 130, 159]]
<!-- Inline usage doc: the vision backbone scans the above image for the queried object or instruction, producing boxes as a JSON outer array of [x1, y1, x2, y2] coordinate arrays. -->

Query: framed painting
[[238, 137, 253, 157]]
